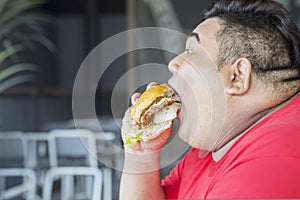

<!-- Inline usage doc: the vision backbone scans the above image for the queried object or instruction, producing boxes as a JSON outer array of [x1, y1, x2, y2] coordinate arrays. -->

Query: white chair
[[95, 132, 117, 200], [0, 132, 37, 200], [43, 129, 103, 200]]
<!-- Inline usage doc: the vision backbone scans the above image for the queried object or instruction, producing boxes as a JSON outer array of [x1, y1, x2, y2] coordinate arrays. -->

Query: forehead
[[194, 17, 222, 38], [188, 17, 221, 60]]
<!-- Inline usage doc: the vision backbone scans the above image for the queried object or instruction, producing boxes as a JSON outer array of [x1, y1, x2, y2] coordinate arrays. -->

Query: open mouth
[[177, 107, 182, 121], [168, 84, 181, 104], [167, 84, 182, 120]]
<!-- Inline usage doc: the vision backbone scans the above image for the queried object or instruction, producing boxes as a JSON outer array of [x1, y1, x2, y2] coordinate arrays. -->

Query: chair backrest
[[48, 129, 98, 168], [0, 132, 27, 168], [26, 132, 49, 169]]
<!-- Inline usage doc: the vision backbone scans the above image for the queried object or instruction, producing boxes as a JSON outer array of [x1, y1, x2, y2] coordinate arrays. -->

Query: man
[[120, 0, 300, 199]]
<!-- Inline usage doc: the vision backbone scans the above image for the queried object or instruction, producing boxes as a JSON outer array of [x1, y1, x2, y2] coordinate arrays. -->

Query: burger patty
[[140, 97, 175, 128]]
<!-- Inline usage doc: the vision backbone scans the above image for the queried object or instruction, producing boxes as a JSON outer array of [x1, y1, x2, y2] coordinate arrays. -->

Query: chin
[[177, 120, 190, 143], [177, 132, 188, 144]]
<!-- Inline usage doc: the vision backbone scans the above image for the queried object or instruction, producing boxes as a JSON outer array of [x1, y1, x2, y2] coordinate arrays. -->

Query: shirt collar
[[212, 133, 245, 162]]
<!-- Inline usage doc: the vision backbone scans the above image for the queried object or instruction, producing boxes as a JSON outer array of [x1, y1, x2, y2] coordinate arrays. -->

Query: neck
[[214, 92, 299, 151]]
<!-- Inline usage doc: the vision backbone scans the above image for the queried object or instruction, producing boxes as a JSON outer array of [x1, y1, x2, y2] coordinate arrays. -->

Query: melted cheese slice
[[130, 84, 174, 124]]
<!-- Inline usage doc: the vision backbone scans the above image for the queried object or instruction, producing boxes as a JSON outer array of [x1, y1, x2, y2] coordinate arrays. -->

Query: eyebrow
[[189, 32, 200, 42]]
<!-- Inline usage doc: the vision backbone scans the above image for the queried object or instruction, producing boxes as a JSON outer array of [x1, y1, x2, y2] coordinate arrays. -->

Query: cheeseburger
[[125, 84, 181, 146]]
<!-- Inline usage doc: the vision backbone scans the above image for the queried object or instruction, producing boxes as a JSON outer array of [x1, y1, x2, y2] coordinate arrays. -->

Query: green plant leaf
[[0, 0, 54, 93], [0, 44, 24, 64], [0, 13, 54, 40], [0, 0, 9, 15], [29, 33, 56, 52], [0, 0, 45, 24], [8, 28, 56, 52], [0, 74, 35, 93], [0, 63, 37, 82]]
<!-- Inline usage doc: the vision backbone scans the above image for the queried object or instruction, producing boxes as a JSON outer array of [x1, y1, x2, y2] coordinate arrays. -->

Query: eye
[[185, 49, 193, 54]]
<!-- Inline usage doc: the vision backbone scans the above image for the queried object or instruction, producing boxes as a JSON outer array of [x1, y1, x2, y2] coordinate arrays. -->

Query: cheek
[[176, 69, 222, 150], [179, 70, 211, 110], [177, 87, 210, 148], [174, 53, 226, 150], [176, 68, 206, 98]]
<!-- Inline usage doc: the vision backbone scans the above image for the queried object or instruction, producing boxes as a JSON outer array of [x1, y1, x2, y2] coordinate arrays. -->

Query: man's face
[[168, 18, 227, 150]]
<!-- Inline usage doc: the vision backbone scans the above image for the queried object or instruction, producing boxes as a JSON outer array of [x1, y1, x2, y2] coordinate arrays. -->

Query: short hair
[[202, 0, 300, 100]]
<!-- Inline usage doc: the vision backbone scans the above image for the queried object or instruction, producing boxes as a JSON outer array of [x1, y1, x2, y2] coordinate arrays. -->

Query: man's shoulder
[[238, 93, 300, 152], [229, 114, 300, 162], [268, 93, 300, 123]]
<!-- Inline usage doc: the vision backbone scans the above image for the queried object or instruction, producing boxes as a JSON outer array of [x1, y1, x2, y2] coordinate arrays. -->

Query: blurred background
[[0, 0, 299, 199]]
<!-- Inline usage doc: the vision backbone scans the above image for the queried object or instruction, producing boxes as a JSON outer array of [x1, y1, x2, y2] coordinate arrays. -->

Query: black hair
[[202, 0, 300, 97]]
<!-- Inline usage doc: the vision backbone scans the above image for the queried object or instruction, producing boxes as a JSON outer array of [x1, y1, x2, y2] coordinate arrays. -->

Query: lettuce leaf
[[124, 131, 144, 146]]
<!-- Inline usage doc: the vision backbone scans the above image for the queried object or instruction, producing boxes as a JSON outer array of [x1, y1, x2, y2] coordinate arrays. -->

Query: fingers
[[146, 82, 158, 90], [122, 109, 132, 131], [121, 109, 137, 146], [131, 93, 141, 105], [122, 108, 137, 128]]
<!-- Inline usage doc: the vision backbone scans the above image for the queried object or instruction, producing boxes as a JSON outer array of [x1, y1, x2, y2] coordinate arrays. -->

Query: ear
[[225, 58, 252, 95]]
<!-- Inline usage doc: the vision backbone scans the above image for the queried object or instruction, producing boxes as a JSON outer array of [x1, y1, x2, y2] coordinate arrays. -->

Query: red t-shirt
[[162, 94, 300, 199]]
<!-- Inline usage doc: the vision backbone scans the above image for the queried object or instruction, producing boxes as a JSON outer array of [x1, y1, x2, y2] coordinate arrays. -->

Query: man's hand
[[121, 82, 173, 153]]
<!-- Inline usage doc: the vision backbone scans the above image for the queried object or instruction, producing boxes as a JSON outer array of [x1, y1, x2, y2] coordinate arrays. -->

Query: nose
[[168, 55, 181, 74]]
